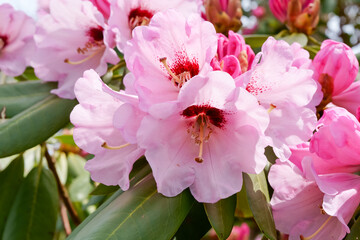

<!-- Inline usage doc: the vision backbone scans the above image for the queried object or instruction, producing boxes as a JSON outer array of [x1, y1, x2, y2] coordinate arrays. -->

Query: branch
[[44, 146, 81, 226]]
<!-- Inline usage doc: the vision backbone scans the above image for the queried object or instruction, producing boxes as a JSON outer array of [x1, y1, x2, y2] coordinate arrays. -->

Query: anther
[[268, 104, 276, 113], [101, 142, 131, 150]]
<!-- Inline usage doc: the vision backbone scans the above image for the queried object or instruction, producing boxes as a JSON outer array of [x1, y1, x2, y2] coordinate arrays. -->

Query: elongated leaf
[[244, 35, 269, 49], [204, 194, 237, 240], [0, 81, 56, 118], [2, 167, 59, 240], [0, 156, 24, 238], [235, 184, 253, 218], [346, 216, 360, 240], [68, 174, 194, 240], [174, 201, 211, 240], [91, 184, 120, 196], [0, 95, 77, 158], [279, 33, 308, 47], [68, 163, 152, 237], [244, 172, 277, 240]]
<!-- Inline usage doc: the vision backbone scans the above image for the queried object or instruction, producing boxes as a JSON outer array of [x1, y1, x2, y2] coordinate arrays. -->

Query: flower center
[[182, 105, 226, 163], [64, 26, 104, 65], [0, 36, 8, 52], [128, 7, 154, 30], [160, 53, 200, 88]]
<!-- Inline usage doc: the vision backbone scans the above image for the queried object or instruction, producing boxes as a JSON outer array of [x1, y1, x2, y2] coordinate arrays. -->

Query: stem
[[308, 36, 321, 46], [108, 59, 126, 73], [1, 72, 6, 84], [44, 145, 81, 225], [60, 201, 72, 236]]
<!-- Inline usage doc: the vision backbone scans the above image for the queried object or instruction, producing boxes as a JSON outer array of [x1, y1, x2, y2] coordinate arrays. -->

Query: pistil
[[101, 142, 131, 150]]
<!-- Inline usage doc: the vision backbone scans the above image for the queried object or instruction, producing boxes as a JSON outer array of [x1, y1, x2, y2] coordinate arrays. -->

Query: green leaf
[[68, 163, 152, 237], [0, 81, 56, 118], [2, 166, 59, 240], [279, 33, 308, 47], [235, 184, 253, 218], [91, 184, 120, 196], [0, 156, 24, 238], [244, 172, 277, 240], [68, 174, 194, 240], [69, 173, 94, 202], [204, 194, 237, 240], [303, 45, 320, 59], [55, 134, 76, 146], [0, 96, 77, 158], [14, 67, 39, 81], [174, 202, 211, 240], [244, 35, 269, 49], [346, 216, 360, 240]]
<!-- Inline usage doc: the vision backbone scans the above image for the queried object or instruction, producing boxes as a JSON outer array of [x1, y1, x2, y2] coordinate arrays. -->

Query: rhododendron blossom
[[137, 71, 270, 203], [70, 69, 144, 190], [32, 0, 119, 99], [124, 9, 217, 110], [0, 4, 35, 76], [87, 0, 110, 20], [211, 30, 255, 78], [313, 40, 360, 115], [237, 37, 320, 160], [108, 0, 202, 51]]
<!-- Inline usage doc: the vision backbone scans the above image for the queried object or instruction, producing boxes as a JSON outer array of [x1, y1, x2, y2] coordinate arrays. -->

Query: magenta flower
[[32, 0, 119, 99], [269, 159, 355, 240], [313, 40, 360, 115], [237, 37, 319, 160], [269, 0, 320, 35], [0, 4, 35, 76], [137, 71, 270, 203], [124, 9, 217, 111], [211, 31, 255, 78], [70, 69, 144, 190], [107, 0, 202, 51]]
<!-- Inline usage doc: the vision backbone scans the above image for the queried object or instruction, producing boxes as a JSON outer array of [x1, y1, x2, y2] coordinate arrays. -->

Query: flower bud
[[313, 40, 359, 109], [204, 0, 243, 35], [269, 0, 320, 35]]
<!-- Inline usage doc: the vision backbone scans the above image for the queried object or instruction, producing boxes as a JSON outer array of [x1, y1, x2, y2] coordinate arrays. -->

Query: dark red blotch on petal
[[87, 26, 104, 42], [128, 7, 154, 22], [170, 52, 200, 79], [0, 35, 8, 48], [182, 105, 226, 128]]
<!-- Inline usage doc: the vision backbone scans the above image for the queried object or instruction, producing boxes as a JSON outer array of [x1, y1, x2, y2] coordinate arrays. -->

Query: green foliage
[[2, 166, 59, 240], [204, 195, 237, 240], [244, 172, 277, 240], [0, 156, 24, 238]]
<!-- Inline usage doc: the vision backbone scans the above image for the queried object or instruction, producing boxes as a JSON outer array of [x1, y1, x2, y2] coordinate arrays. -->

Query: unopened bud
[[204, 0, 243, 35]]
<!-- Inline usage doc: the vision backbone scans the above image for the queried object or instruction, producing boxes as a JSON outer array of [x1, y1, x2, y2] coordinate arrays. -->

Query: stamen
[[159, 57, 181, 84], [268, 104, 276, 113], [0, 38, 4, 50], [64, 48, 103, 65], [101, 142, 131, 150], [300, 216, 332, 240]]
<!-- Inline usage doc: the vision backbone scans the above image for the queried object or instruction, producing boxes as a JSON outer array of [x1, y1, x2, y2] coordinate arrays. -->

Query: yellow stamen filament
[[129, 16, 150, 30], [101, 142, 131, 150], [0, 38, 4, 50], [300, 216, 332, 240], [64, 48, 103, 65], [159, 57, 181, 83]]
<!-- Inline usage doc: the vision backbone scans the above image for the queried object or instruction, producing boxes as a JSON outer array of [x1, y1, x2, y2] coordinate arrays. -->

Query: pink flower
[[124, 9, 217, 111], [86, 0, 110, 19], [70, 69, 144, 190], [137, 71, 270, 203], [269, 0, 320, 35], [269, 159, 355, 240], [211, 31, 255, 78], [107, 0, 202, 51], [0, 4, 35, 76], [237, 37, 319, 160], [313, 40, 360, 115], [252, 6, 266, 19], [32, 0, 119, 99]]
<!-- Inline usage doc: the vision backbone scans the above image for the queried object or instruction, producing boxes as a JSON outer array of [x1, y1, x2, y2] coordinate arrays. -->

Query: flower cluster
[[1, 0, 359, 238]]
